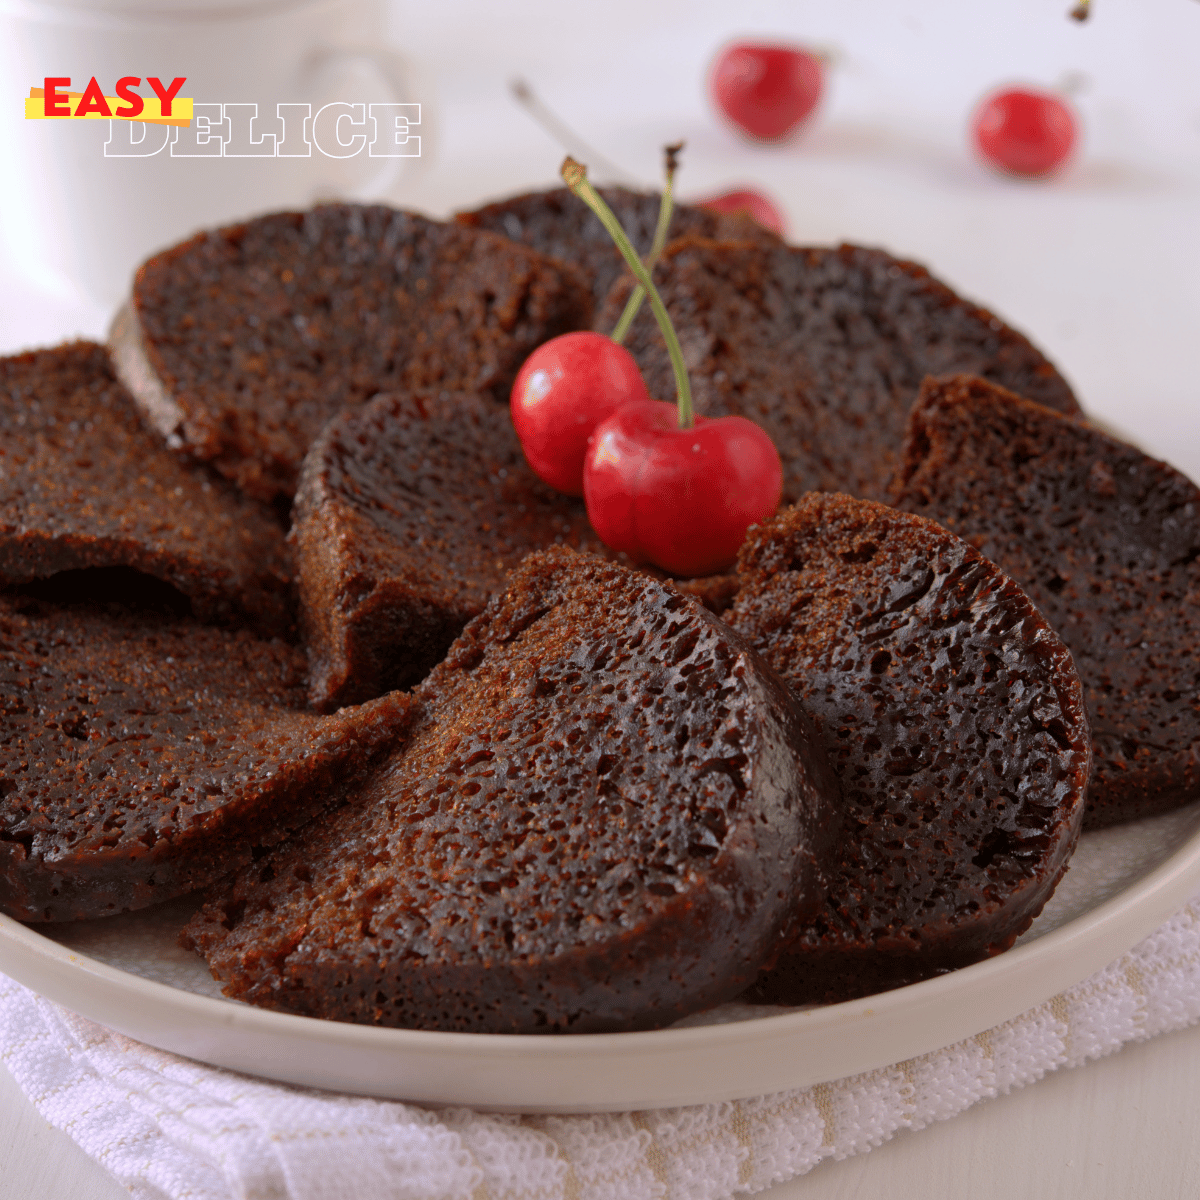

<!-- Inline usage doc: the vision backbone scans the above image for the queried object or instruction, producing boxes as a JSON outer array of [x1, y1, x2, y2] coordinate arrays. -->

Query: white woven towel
[[3, 889, 1200, 1200]]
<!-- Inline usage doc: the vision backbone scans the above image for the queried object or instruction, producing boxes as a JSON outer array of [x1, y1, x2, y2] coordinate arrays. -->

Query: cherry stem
[[509, 79, 638, 185], [610, 142, 683, 345], [562, 156, 694, 430]]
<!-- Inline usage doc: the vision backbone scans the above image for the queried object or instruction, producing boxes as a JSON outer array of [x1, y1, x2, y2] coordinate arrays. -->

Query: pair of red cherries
[[509, 163, 781, 580], [512, 333, 781, 579], [710, 42, 1078, 178]]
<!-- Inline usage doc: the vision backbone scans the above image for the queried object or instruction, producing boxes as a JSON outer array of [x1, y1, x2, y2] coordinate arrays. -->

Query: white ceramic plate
[[1, 801, 1198, 1114]]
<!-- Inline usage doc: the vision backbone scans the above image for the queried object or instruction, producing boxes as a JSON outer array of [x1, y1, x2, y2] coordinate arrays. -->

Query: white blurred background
[[2, 0, 1197, 475]]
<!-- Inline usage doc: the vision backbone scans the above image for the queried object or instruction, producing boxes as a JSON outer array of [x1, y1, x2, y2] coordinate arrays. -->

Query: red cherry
[[583, 400, 782, 577], [693, 188, 787, 237], [972, 87, 1077, 177], [709, 42, 823, 142], [510, 331, 650, 495]]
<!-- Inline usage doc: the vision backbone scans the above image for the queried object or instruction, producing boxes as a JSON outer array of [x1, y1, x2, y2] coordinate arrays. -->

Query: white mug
[[0, 0, 430, 305]]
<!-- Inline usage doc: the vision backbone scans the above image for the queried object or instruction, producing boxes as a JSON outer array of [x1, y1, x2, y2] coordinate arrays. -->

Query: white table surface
[[1, 0, 1199, 1195]]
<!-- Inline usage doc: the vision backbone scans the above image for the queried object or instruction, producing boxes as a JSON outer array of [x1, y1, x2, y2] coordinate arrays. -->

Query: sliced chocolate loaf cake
[[0, 342, 292, 638], [183, 549, 840, 1034], [0, 593, 414, 922], [111, 205, 592, 502], [892, 373, 1200, 829], [293, 390, 608, 711], [457, 185, 779, 309], [596, 238, 1081, 503], [726, 493, 1090, 1004]]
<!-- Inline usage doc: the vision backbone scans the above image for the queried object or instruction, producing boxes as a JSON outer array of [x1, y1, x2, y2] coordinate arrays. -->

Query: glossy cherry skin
[[693, 188, 787, 237], [584, 401, 783, 576], [972, 87, 1077, 177], [709, 43, 823, 142], [510, 332, 651, 495]]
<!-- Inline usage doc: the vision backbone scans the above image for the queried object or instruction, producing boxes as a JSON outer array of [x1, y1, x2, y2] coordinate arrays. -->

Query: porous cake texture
[[0, 594, 415, 922], [183, 549, 840, 1034], [892, 373, 1200, 828], [292, 390, 743, 712], [727, 493, 1091, 1003], [0, 342, 292, 637]]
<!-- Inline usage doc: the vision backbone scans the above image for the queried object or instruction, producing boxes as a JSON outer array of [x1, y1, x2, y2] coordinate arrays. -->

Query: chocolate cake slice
[[726, 493, 1090, 1004], [0, 342, 292, 638], [183, 549, 840, 1034], [596, 238, 1081, 503], [293, 390, 608, 711], [110, 205, 592, 502], [0, 594, 414, 922], [892, 373, 1200, 829], [457, 185, 779, 309]]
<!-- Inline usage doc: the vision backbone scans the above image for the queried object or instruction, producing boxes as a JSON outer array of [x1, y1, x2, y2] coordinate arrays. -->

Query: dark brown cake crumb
[[597, 238, 1081, 503], [727, 493, 1091, 1004], [457, 185, 780, 309], [0, 342, 292, 638], [183, 548, 840, 1034], [0, 595, 415, 922], [119, 205, 592, 502], [892, 373, 1200, 829], [672, 571, 740, 614]]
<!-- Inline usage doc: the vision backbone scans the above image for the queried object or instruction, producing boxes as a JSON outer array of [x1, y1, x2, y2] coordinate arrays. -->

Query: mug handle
[[302, 45, 433, 201]]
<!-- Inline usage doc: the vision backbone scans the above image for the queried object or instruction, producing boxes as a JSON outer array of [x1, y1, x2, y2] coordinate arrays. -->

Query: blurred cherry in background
[[692, 188, 787, 236], [971, 86, 1079, 177], [709, 42, 823, 142]]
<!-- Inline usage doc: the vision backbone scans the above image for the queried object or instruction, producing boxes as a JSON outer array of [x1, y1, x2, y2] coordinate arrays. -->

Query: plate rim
[[2, 806, 1199, 1113]]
